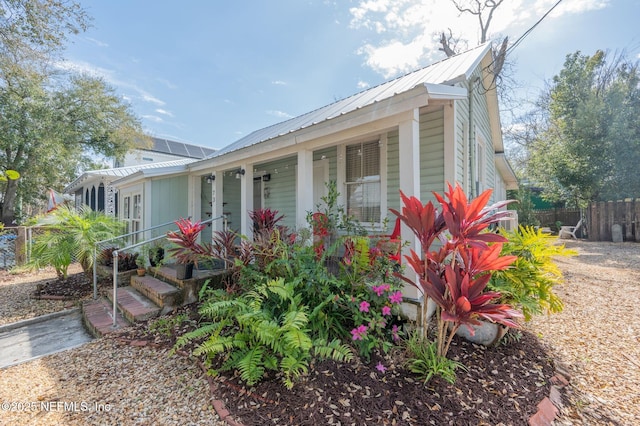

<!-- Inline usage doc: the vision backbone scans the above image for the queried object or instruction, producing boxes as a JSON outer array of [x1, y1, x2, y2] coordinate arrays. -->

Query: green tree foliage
[[527, 50, 640, 206], [0, 1, 148, 225]]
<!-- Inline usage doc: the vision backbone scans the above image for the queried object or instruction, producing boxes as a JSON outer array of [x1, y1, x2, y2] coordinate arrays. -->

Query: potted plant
[[166, 218, 206, 280], [136, 256, 146, 276], [392, 183, 523, 356], [148, 243, 165, 267]]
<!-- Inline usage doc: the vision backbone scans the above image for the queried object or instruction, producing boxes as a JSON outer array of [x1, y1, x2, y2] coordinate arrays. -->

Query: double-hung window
[[345, 140, 381, 224]]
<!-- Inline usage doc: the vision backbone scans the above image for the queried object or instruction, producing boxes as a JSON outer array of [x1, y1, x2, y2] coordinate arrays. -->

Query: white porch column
[[240, 163, 254, 239], [398, 108, 427, 315], [212, 172, 224, 232], [296, 149, 314, 230]]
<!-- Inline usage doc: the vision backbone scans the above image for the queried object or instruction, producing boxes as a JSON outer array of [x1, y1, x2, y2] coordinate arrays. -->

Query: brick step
[[82, 297, 130, 337], [131, 275, 180, 308], [107, 286, 161, 323], [150, 265, 232, 304]]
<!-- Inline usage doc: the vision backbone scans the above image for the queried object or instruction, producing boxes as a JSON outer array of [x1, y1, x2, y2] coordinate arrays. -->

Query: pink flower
[[381, 305, 392, 316], [351, 325, 368, 341], [375, 362, 387, 373], [371, 283, 391, 296], [389, 290, 403, 305], [359, 300, 370, 312], [392, 324, 400, 342]]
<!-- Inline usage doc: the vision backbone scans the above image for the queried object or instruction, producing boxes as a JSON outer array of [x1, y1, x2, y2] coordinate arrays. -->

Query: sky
[[60, 0, 640, 150]]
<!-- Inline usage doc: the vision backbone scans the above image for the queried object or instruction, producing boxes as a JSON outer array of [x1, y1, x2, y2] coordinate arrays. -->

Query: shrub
[[392, 183, 523, 358], [489, 226, 577, 321]]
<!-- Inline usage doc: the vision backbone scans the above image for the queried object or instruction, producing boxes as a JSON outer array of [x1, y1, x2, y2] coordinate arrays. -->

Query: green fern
[[236, 347, 267, 386], [313, 338, 354, 363]]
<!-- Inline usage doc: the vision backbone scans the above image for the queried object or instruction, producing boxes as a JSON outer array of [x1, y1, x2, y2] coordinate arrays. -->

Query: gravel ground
[[0, 265, 84, 326], [1, 240, 638, 425], [526, 240, 640, 425]]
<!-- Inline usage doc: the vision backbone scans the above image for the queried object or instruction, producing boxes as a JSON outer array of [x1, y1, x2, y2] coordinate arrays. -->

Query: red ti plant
[[391, 183, 523, 358], [166, 218, 207, 265]]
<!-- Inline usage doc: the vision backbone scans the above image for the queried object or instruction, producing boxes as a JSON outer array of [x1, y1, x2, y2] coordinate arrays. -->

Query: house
[[63, 138, 215, 223], [70, 43, 518, 301]]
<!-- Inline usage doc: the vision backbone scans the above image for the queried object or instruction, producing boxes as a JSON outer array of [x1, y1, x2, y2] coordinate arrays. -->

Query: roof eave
[[495, 153, 518, 190]]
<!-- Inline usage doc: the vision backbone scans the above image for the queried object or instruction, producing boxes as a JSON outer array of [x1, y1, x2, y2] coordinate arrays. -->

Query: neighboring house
[[107, 43, 518, 284], [115, 137, 216, 168], [63, 139, 215, 230]]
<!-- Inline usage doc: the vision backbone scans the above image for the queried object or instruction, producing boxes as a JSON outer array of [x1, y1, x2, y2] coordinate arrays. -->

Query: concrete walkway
[[0, 308, 93, 369]]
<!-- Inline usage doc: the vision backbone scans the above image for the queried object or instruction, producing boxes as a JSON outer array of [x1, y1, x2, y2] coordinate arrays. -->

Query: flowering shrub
[[344, 276, 404, 362]]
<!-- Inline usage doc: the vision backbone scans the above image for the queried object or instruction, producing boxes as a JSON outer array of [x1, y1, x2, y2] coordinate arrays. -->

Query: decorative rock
[[456, 321, 507, 346], [612, 224, 623, 242]]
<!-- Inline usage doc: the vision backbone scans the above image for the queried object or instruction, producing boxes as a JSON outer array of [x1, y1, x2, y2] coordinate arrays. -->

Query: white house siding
[[419, 107, 445, 204], [257, 156, 298, 230], [150, 175, 190, 237]]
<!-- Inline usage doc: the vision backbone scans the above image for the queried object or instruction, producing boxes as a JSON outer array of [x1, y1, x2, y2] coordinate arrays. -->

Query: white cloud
[[272, 80, 287, 86], [357, 80, 370, 89], [349, 0, 612, 78], [157, 78, 178, 90], [55, 59, 167, 107], [85, 37, 108, 48], [140, 92, 165, 106], [155, 109, 174, 117], [142, 115, 163, 123], [267, 110, 294, 119]]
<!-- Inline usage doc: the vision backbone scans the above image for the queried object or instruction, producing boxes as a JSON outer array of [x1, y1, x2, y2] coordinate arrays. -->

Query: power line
[[476, 0, 564, 95], [506, 0, 564, 56]]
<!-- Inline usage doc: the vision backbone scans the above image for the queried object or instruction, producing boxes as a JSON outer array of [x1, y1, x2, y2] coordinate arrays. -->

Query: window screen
[[345, 140, 380, 223]]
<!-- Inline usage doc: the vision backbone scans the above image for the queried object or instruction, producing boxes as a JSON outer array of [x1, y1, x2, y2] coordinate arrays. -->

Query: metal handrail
[[108, 215, 226, 328], [92, 217, 191, 299]]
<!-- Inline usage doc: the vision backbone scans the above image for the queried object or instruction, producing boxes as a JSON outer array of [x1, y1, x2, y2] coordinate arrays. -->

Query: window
[[345, 140, 381, 223]]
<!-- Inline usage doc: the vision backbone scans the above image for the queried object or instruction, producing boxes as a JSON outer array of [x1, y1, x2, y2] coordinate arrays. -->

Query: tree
[[438, 1, 508, 77], [0, 65, 147, 224], [0, 1, 148, 224], [0, 0, 89, 64], [526, 50, 640, 206]]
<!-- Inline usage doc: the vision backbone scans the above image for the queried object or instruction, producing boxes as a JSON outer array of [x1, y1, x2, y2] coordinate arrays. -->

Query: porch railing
[[91, 215, 226, 328]]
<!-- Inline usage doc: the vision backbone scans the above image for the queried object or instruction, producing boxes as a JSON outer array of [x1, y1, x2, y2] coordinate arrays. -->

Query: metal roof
[[208, 43, 490, 159], [64, 158, 195, 193]]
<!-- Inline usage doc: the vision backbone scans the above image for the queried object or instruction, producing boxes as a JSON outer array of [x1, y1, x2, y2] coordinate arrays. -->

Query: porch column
[[296, 149, 314, 230], [240, 163, 254, 239], [398, 108, 424, 303], [212, 172, 224, 233]]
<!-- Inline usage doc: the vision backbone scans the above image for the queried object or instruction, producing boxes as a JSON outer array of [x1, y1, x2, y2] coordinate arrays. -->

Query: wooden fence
[[532, 208, 581, 230], [587, 200, 640, 242]]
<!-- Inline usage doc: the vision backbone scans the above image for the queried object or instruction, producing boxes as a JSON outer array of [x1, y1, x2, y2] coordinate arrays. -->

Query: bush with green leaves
[[28, 205, 124, 280], [174, 278, 352, 389], [489, 226, 577, 321]]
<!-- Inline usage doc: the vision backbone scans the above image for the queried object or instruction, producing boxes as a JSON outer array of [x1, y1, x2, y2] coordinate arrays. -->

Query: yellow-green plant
[[489, 226, 577, 321]]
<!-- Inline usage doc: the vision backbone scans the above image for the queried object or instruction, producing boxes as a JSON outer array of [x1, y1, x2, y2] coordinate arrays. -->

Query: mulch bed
[[118, 303, 556, 426], [30, 271, 110, 300]]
